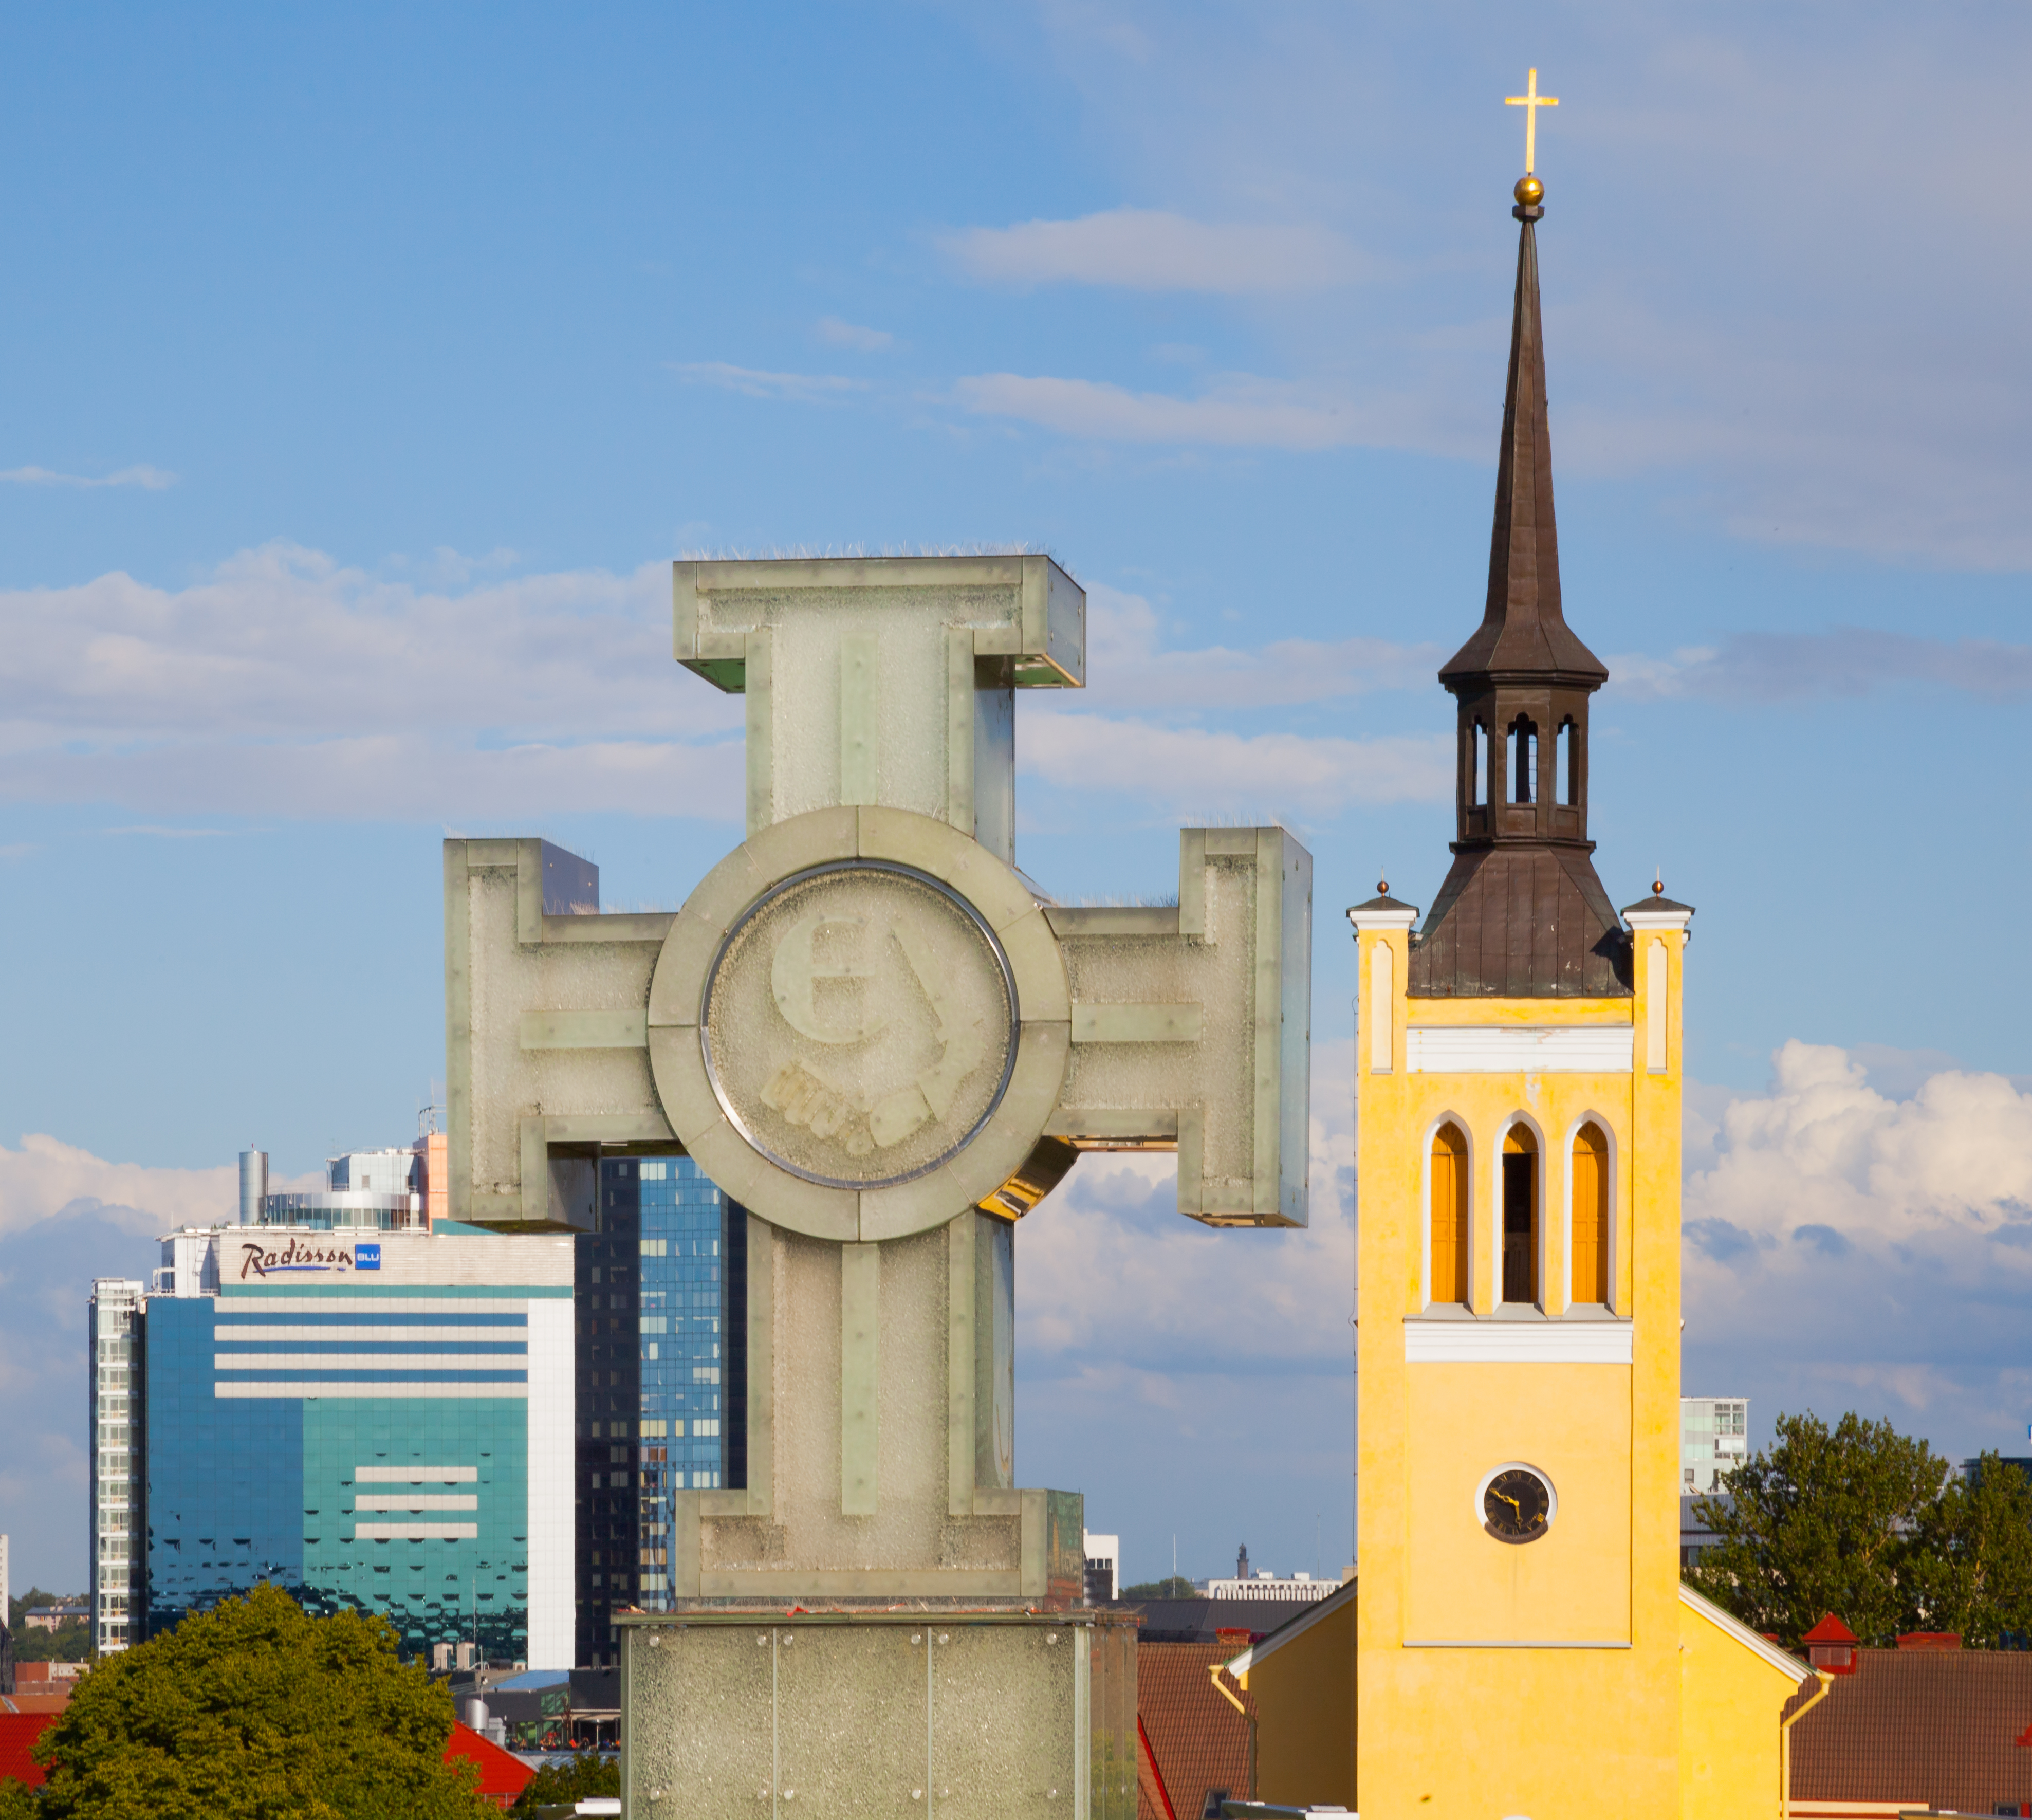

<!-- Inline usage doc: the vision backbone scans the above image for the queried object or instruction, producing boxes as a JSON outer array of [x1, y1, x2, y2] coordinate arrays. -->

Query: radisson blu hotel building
[[90, 1144, 741, 1668]]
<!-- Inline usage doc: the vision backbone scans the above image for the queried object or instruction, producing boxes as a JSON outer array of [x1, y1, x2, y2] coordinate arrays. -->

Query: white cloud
[[1607, 631, 2032, 704], [0, 464, 175, 490], [954, 372, 1366, 449], [1082, 582, 1439, 710], [0, 543, 746, 822], [0, 1134, 304, 1240], [670, 361, 866, 402], [1022, 583, 1450, 817], [816, 316, 894, 351], [1018, 1036, 1354, 1371], [1684, 1042, 2032, 1452], [1021, 707, 1449, 818], [0, 547, 1453, 824], [940, 208, 1371, 293]]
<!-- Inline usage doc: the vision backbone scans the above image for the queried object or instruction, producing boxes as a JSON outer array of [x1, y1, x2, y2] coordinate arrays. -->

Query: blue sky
[[5, 2, 2032, 1593]]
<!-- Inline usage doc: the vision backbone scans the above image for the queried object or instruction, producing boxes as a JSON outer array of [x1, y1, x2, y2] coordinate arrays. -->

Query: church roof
[[1438, 193, 1607, 690], [1624, 891, 1696, 916], [1410, 846, 1630, 997]]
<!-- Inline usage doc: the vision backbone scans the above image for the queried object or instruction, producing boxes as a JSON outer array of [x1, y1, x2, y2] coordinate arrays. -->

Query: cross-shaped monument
[[444, 554, 1312, 1603]]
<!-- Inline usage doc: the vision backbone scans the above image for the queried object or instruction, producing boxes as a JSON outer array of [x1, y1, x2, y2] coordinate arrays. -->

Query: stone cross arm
[[443, 817, 1311, 1237]]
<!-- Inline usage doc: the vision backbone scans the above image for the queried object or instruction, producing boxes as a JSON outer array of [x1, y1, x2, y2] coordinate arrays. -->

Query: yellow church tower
[[1342, 161, 1807, 1817]]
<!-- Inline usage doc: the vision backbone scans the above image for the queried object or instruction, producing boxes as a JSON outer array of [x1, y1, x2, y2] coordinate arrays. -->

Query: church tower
[[1347, 172, 1699, 1814]]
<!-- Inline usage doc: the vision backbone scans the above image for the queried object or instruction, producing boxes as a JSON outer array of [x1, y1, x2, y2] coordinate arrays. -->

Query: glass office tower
[[575, 1155, 746, 1666], [138, 1225, 575, 1667]]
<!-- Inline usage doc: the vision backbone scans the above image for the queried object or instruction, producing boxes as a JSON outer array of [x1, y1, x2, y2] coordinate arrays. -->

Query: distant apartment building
[[1681, 1396, 1749, 1495], [89, 1277, 145, 1653], [1084, 1532, 1119, 1604]]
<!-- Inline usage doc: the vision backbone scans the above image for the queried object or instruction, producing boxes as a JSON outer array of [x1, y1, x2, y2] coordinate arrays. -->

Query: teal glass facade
[[140, 1245, 574, 1666]]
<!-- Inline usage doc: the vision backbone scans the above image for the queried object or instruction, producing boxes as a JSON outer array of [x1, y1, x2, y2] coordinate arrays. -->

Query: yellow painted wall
[[1406, 1364, 1630, 1642], [1352, 912, 1690, 1816], [1679, 1588, 1814, 1819], [1243, 1595, 1357, 1810]]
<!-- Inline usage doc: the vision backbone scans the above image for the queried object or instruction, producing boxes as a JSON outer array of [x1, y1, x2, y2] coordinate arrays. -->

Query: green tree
[[1121, 1576, 1198, 1600], [0, 1778, 39, 1820], [28, 1583, 498, 1820], [6, 1587, 91, 1662], [509, 1754, 620, 1817], [1906, 1451, 2032, 1646], [11, 1619, 93, 1664], [1685, 1410, 1947, 1647]]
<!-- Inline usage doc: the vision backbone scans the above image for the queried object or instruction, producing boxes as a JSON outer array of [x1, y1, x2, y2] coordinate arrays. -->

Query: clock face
[[1481, 1466, 1554, 1544]]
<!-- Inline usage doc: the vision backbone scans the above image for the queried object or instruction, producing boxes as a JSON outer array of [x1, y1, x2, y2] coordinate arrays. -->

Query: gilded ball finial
[[1377, 879, 1389, 896], [1652, 877, 1664, 896], [1514, 174, 1544, 207]]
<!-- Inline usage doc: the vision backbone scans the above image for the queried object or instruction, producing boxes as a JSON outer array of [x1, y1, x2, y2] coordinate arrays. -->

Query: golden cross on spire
[[1505, 67, 1559, 175]]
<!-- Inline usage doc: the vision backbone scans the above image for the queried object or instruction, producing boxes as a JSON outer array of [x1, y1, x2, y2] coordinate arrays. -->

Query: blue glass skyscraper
[[574, 1155, 746, 1665]]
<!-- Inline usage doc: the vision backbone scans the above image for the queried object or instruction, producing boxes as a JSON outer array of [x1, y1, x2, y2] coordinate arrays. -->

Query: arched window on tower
[[1570, 1122, 1609, 1304], [1501, 1126, 1538, 1304], [1556, 718, 1577, 807], [1430, 1124, 1469, 1305], [1509, 718, 1538, 805], [1469, 722, 1487, 807]]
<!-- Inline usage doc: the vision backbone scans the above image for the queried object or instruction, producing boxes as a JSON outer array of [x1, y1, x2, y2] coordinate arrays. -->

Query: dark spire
[[1409, 179, 1629, 999], [1439, 182, 1606, 688]]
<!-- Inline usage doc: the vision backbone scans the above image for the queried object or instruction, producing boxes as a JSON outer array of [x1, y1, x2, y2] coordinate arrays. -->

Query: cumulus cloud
[[940, 208, 1373, 294], [1684, 1042, 2032, 1453], [0, 543, 745, 821], [0, 1134, 319, 1241]]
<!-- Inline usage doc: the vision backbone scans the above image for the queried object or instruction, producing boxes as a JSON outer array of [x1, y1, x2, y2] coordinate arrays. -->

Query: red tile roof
[[1790, 1648, 2032, 1815], [0, 1713, 56, 1790], [444, 1720, 534, 1809], [1803, 1614, 1861, 1645], [1137, 1714, 1179, 1820], [1137, 1641, 1254, 1820]]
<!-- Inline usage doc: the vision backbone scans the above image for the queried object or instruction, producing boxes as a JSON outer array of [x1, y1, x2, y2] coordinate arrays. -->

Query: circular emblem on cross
[[645, 806, 1072, 1242], [700, 860, 1018, 1190]]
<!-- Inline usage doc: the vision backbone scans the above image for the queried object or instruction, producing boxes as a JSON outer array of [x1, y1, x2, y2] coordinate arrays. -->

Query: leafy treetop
[[26, 1583, 500, 1820], [1686, 1411, 2032, 1649], [1120, 1576, 1199, 1600]]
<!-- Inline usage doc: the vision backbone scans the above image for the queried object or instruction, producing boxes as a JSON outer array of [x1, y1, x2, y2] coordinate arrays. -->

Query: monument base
[[620, 1607, 1138, 1819]]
